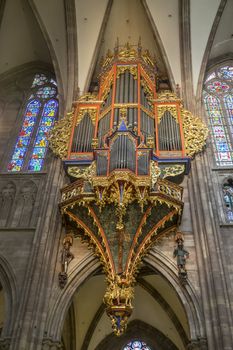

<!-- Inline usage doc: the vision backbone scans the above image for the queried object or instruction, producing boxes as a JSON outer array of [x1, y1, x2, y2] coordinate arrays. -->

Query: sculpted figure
[[173, 238, 189, 274]]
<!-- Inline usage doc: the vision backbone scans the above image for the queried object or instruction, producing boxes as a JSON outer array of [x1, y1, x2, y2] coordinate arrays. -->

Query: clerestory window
[[203, 64, 233, 166], [223, 178, 233, 222], [7, 73, 58, 172]]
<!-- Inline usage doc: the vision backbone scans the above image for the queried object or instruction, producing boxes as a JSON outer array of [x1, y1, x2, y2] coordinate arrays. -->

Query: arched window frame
[[222, 177, 233, 223], [203, 63, 233, 167], [7, 73, 58, 172], [122, 340, 152, 350]]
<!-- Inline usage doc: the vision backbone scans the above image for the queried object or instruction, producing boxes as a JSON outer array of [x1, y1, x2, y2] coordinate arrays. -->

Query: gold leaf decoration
[[67, 162, 96, 182], [157, 105, 178, 123], [162, 165, 185, 179], [77, 93, 98, 102], [156, 90, 181, 103], [116, 65, 138, 79], [76, 108, 97, 125], [181, 109, 208, 157], [49, 111, 74, 159]]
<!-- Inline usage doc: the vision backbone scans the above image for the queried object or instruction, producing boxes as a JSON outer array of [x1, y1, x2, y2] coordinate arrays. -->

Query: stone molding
[[187, 338, 208, 350], [42, 338, 64, 350], [0, 338, 11, 350]]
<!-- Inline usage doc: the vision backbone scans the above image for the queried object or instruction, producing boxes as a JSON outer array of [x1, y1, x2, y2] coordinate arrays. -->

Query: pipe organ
[[63, 44, 197, 177], [50, 42, 208, 336]]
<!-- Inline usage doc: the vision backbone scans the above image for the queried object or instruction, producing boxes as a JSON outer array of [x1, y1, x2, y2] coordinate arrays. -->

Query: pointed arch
[[143, 249, 205, 341], [7, 74, 58, 172], [26, 0, 65, 113], [44, 254, 100, 340], [96, 319, 179, 350], [203, 63, 233, 166], [0, 255, 18, 337], [196, 0, 227, 106]]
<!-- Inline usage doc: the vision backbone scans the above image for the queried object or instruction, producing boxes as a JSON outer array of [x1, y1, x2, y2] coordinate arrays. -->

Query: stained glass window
[[123, 340, 152, 350], [223, 179, 233, 222], [8, 74, 58, 172], [203, 64, 233, 166]]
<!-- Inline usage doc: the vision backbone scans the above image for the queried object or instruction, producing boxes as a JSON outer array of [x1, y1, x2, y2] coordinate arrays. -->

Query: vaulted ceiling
[[0, 0, 232, 107]]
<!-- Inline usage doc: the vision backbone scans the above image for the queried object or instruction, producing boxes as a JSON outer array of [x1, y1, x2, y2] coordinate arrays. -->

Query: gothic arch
[[0, 61, 57, 171], [26, 0, 65, 114], [0, 255, 18, 338], [16, 180, 38, 227], [95, 319, 179, 350], [196, 0, 227, 107], [44, 246, 205, 346], [0, 181, 16, 227], [144, 249, 206, 341], [44, 254, 100, 340]]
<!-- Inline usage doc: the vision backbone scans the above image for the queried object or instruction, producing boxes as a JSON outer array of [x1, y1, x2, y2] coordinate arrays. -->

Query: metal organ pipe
[[158, 112, 182, 151], [119, 74, 124, 103], [129, 72, 133, 103], [71, 114, 94, 153]]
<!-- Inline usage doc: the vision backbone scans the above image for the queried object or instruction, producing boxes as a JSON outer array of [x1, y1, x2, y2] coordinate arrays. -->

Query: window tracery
[[8, 73, 58, 172], [222, 178, 233, 222], [203, 64, 233, 166], [123, 340, 152, 350]]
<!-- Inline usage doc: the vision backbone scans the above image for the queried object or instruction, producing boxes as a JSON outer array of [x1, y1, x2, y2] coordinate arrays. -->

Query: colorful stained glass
[[23, 116, 37, 127], [7, 159, 24, 172], [32, 74, 48, 87], [205, 72, 216, 83], [28, 99, 58, 171], [207, 81, 229, 94], [28, 159, 44, 171], [25, 100, 41, 116], [8, 99, 41, 172], [36, 86, 56, 99], [8, 74, 58, 172], [16, 137, 30, 147], [34, 135, 48, 147], [42, 99, 58, 116], [37, 126, 52, 137], [218, 66, 233, 80], [31, 147, 46, 159], [204, 93, 233, 166], [50, 78, 57, 86], [224, 95, 233, 122], [40, 116, 55, 127], [123, 340, 151, 350], [223, 180, 233, 222], [12, 147, 27, 159]]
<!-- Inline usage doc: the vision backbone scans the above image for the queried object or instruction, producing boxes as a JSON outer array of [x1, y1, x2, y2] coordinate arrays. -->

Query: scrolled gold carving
[[116, 65, 138, 79], [181, 109, 208, 157], [78, 93, 98, 102], [162, 164, 185, 179], [67, 162, 96, 182], [49, 111, 74, 159], [77, 108, 97, 125], [101, 75, 113, 102], [118, 43, 137, 61], [155, 90, 181, 103], [157, 105, 178, 123], [142, 49, 155, 68], [150, 161, 161, 188], [156, 178, 183, 201], [100, 49, 114, 68], [141, 77, 154, 107]]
